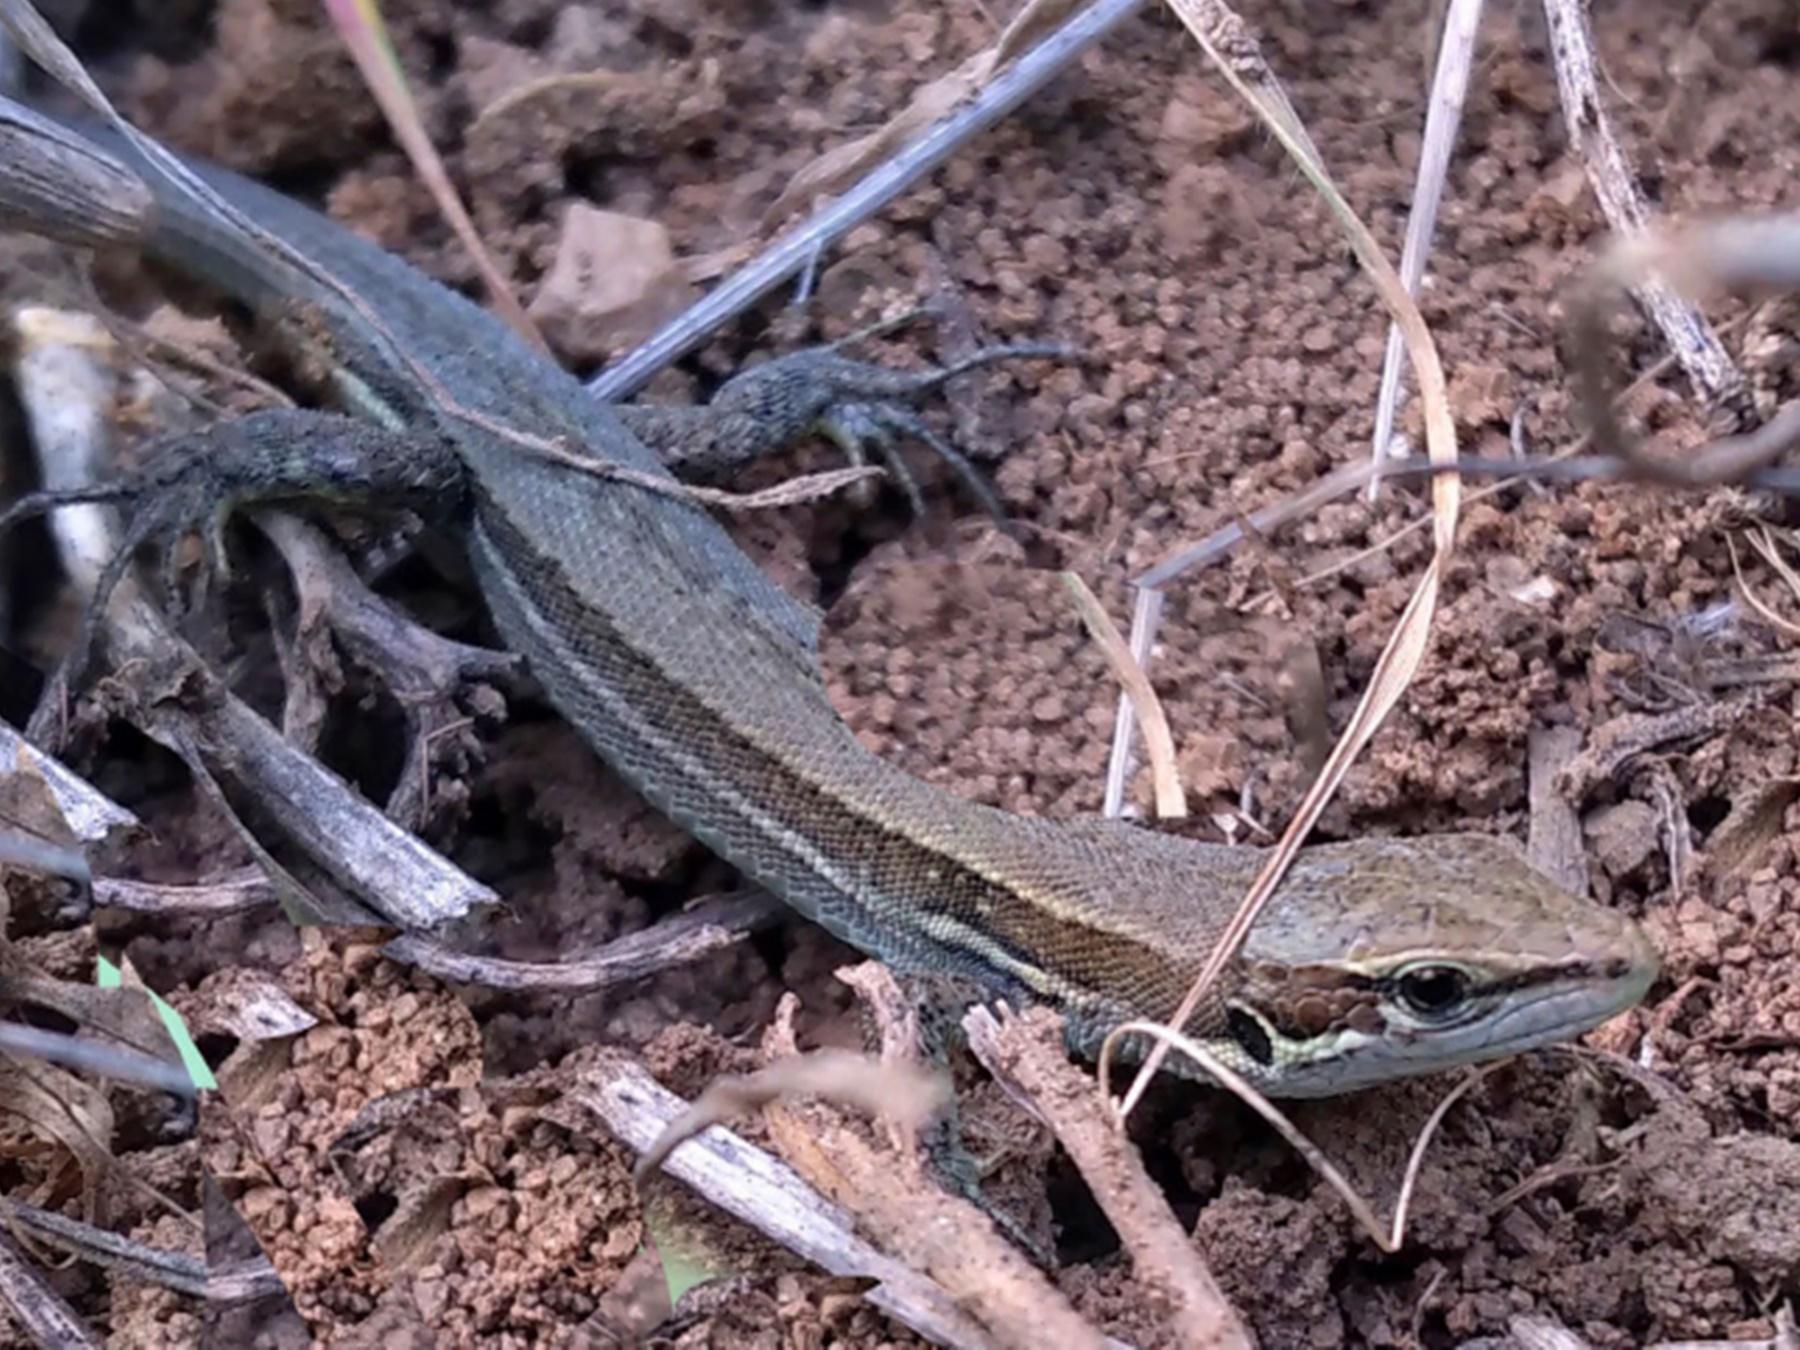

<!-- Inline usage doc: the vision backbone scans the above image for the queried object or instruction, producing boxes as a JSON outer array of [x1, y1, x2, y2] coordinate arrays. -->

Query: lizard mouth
[[1467, 944, 1659, 1059]]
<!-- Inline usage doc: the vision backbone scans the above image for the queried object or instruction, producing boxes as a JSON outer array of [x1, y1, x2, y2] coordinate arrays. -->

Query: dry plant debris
[[0, 0, 1797, 1344]]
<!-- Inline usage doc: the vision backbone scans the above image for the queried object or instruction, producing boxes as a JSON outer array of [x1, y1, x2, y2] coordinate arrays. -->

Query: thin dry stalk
[[1111, 0, 1464, 1114], [1102, 585, 1165, 817], [321, 0, 544, 349], [761, 0, 1091, 228], [588, 0, 1147, 399], [1, 1199, 277, 1301], [1730, 531, 1800, 640], [1540, 0, 1746, 417], [1097, 1019, 1497, 1252], [1245, 307, 1755, 609], [1749, 526, 1800, 598], [1367, 0, 1484, 501], [1061, 572, 1186, 817], [0, 1024, 192, 1097]]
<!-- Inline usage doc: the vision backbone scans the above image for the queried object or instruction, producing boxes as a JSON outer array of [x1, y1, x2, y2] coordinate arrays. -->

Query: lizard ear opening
[[1226, 1005, 1275, 1066]]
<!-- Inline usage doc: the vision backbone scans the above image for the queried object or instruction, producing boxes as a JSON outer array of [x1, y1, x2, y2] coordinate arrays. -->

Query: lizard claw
[[817, 397, 1008, 528], [620, 313, 1072, 531], [779, 313, 1070, 531]]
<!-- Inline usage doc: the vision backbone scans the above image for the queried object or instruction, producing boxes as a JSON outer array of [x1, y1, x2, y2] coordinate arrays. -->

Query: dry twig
[[1061, 573, 1186, 818], [0, 95, 149, 249], [0, 725, 135, 848], [6, 303, 492, 929], [1541, 0, 1747, 419], [0, 1225, 100, 1348], [386, 890, 784, 993], [2, 1199, 281, 1302], [756, 979, 1111, 1350], [966, 1004, 1252, 1349], [572, 1054, 999, 1349]]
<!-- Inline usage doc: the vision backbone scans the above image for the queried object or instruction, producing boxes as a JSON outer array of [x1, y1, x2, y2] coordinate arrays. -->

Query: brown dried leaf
[[0, 1058, 115, 1209]]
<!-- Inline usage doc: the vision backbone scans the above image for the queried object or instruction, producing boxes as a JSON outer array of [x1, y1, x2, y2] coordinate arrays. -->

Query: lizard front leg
[[615, 317, 1067, 525]]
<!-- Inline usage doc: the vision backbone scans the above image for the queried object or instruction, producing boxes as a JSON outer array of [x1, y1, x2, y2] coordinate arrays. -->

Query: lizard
[[1, 110, 1658, 1101]]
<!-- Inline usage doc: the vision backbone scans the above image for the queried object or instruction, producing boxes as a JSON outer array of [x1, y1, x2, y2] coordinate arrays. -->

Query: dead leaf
[[0, 1058, 115, 1215], [183, 969, 318, 1108]]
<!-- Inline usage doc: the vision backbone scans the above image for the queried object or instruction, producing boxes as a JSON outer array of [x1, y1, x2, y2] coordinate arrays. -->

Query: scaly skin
[[12, 118, 1658, 1097]]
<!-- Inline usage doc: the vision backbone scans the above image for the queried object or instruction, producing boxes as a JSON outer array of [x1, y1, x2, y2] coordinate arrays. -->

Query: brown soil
[[4, 0, 1800, 1345]]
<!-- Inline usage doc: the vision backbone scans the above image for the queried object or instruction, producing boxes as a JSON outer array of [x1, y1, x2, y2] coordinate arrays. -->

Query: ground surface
[[3, 0, 1799, 1345]]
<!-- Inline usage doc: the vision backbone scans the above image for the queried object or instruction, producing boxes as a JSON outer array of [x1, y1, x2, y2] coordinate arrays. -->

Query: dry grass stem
[[1062, 572, 1187, 817], [1110, 0, 1463, 1115], [322, 0, 545, 349], [1098, 1018, 1498, 1252], [1368, 0, 1485, 501]]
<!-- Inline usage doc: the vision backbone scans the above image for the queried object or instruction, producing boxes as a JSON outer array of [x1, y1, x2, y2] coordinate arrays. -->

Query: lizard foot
[[920, 1108, 1058, 1268], [617, 309, 1071, 528], [2, 408, 463, 744], [892, 970, 1059, 1264]]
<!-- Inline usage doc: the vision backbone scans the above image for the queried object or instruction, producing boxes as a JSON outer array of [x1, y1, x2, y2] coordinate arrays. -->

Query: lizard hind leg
[[6, 407, 465, 741]]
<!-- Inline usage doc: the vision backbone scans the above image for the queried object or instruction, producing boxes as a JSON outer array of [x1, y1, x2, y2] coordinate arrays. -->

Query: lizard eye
[[1395, 965, 1471, 1019]]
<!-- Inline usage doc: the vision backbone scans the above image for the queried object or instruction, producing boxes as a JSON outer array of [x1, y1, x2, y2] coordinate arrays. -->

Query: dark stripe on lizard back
[[468, 488, 1066, 1005]]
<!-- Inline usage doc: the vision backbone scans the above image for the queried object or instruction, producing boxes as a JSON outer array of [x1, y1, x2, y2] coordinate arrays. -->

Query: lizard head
[[1225, 833, 1660, 1097]]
